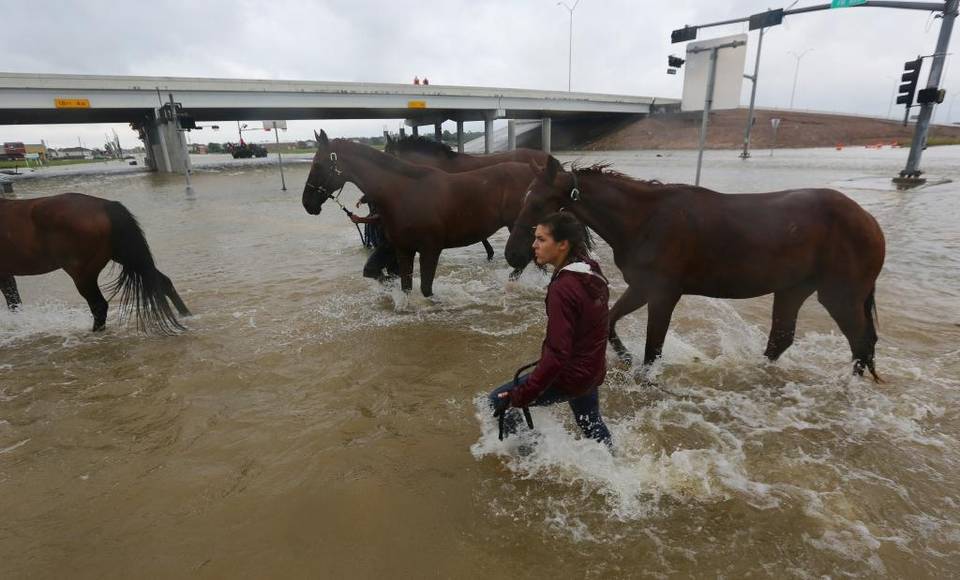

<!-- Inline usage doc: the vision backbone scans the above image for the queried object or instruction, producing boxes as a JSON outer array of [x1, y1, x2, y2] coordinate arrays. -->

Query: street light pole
[[789, 49, 813, 109], [558, 0, 580, 91], [948, 92, 960, 124]]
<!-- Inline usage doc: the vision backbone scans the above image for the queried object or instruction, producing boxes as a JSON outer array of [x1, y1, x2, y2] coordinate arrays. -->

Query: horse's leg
[[396, 249, 415, 293], [817, 287, 879, 381], [763, 284, 816, 361], [156, 270, 191, 316], [0, 275, 22, 310], [643, 291, 681, 365], [419, 249, 442, 298], [482, 239, 494, 261], [608, 285, 648, 367], [69, 271, 109, 332]]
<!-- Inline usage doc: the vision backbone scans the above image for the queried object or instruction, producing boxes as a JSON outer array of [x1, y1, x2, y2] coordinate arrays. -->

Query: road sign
[[831, 0, 867, 7], [262, 120, 287, 130], [681, 34, 748, 112], [54, 98, 90, 109], [771, 118, 781, 129]]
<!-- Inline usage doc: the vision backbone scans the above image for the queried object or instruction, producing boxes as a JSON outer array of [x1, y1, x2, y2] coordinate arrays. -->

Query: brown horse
[[0, 193, 190, 333], [302, 130, 535, 297], [505, 157, 886, 380]]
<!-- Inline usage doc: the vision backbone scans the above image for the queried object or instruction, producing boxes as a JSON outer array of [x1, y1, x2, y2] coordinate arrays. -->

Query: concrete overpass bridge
[[0, 72, 675, 173]]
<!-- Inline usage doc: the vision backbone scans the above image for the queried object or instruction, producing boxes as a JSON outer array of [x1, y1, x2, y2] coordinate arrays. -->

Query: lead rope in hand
[[498, 360, 538, 441], [325, 185, 368, 247]]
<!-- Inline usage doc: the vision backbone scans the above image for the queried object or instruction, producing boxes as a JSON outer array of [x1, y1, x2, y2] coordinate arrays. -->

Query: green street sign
[[831, 0, 867, 7]]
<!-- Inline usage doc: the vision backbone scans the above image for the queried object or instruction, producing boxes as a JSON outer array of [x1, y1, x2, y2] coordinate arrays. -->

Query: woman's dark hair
[[537, 211, 594, 265]]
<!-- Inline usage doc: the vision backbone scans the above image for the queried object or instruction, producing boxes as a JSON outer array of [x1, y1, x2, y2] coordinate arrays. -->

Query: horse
[[383, 135, 550, 261], [384, 134, 550, 172], [302, 130, 535, 297], [505, 157, 886, 381], [0, 193, 190, 333]]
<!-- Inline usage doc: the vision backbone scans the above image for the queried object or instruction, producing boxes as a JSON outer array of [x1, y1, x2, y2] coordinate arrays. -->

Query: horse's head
[[505, 155, 571, 269], [302, 129, 347, 215]]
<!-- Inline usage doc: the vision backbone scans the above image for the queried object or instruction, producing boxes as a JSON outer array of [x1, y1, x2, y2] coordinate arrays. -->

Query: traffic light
[[749, 9, 784, 30], [896, 58, 922, 106], [671, 26, 697, 43]]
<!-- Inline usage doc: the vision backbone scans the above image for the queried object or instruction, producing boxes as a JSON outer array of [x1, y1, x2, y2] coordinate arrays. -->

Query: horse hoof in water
[[631, 365, 658, 388], [508, 268, 524, 281], [614, 351, 634, 370]]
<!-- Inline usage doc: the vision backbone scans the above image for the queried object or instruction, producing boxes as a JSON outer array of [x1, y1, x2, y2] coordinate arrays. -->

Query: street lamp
[[788, 49, 813, 109], [557, 0, 580, 91], [947, 92, 960, 124]]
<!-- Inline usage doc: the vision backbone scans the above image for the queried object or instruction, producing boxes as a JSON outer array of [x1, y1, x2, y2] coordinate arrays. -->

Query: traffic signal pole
[[740, 26, 765, 159], [899, 0, 958, 183]]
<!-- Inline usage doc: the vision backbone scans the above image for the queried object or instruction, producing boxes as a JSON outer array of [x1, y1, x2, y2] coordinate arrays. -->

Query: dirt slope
[[582, 108, 960, 150]]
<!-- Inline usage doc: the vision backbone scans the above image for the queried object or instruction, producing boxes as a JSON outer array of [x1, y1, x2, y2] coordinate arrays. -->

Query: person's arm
[[349, 213, 380, 224], [510, 279, 580, 408]]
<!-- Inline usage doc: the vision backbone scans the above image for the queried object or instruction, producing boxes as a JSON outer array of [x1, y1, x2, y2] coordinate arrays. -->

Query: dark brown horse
[[302, 130, 535, 297], [505, 157, 886, 380], [0, 193, 190, 333], [384, 135, 544, 262], [384, 134, 550, 172], [383, 135, 549, 262]]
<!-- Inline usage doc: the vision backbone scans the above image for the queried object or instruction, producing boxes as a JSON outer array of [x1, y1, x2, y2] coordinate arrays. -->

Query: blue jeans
[[488, 374, 612, 447]]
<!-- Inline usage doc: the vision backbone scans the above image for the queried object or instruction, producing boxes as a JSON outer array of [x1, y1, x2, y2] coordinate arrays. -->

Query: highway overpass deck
[[0, 72, 672, 125]]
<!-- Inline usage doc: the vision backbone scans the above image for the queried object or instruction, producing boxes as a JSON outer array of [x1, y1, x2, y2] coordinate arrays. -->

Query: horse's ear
[[318, 129, 330, 146], [544, 156, 562, 185]]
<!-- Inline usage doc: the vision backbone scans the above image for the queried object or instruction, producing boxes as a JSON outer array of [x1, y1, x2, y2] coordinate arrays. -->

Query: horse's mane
[[334, 138, 433, 178], [571, 162, 665, 187], [389, 135, 459, 159]]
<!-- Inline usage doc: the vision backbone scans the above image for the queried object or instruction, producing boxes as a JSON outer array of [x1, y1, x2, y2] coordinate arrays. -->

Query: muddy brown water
[[1, 147, 958, 578]]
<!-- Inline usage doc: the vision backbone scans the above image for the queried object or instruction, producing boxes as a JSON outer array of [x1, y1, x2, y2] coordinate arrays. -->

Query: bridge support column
[[507, 120, 517, 151], [541, 118, 552, 154], [484, 117, 494, 153], [434, 122, 442, 142], [139, 110, 191, 174], [412, 125, 419, 137], [456, 120, 464, 153]]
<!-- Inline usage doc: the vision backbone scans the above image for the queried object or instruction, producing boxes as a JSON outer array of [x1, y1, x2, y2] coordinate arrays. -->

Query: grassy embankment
[[0, 158, 107, 170]]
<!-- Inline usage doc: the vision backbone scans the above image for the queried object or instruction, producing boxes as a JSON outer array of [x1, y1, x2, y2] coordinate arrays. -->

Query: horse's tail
[[863, 288, 881, 382], [103, 201, 184, 334]]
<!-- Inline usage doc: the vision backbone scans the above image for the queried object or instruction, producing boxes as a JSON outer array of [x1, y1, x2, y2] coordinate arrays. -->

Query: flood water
[[1, 146, 958, 578]]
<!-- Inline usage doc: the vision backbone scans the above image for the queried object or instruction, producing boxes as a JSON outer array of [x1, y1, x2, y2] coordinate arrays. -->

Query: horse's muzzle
[[505, 246, 533, 270], [302, 194, 323, 215]]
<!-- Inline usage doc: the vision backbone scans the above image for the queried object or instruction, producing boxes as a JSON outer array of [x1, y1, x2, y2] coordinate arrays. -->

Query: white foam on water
[[469, 296, 960, 572], [0, 301, 95, 348]]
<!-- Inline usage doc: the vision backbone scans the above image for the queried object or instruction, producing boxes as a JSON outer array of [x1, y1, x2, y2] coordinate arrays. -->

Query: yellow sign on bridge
[[54, 98, 91, 109], [407, 100, 427, 109]]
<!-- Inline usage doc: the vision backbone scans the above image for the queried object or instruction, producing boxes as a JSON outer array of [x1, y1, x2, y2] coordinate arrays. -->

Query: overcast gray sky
[[2, 0, 957, 148]]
